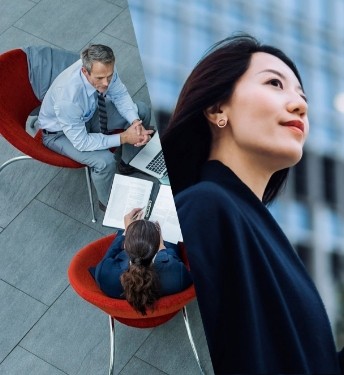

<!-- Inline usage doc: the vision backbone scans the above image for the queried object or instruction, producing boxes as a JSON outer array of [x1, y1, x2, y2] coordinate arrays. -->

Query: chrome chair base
[[108, 306, 205, 375], [182, 306, 205, 374], [0, 156, 96, 223]]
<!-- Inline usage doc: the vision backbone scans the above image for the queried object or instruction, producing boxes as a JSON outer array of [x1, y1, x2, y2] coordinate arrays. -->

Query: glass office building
[[128, 0, 344, 345]]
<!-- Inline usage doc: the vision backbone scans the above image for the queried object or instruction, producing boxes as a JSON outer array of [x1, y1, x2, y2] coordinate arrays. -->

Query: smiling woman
[[161, 34, 344, 374]]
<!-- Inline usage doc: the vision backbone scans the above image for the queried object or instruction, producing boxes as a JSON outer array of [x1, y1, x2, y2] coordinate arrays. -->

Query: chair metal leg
[[0, 156, 32, 173], [84, 166, 96, 223], [0, 158, 96, 223], [108, 316, 115, 375], [182, 306, 205, 374]]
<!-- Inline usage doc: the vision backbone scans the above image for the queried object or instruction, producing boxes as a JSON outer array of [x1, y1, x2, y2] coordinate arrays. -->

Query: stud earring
[[217, 118, 227, 128]]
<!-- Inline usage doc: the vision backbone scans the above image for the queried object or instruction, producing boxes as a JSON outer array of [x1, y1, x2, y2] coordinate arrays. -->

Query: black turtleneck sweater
[[175, 160, 343, 374]]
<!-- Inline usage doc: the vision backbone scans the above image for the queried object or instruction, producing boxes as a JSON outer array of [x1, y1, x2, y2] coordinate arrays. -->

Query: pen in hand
[[132, 207, 145, 221]]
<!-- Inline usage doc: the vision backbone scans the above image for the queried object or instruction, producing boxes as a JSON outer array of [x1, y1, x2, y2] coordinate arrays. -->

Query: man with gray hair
[[39, 44, 153, 210]]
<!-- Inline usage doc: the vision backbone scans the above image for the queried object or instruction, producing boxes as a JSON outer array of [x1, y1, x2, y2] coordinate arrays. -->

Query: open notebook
[[103, 174, 183, 244]]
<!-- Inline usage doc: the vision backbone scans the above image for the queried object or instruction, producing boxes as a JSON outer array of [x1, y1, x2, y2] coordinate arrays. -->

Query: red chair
[[0, 48, 96, 222], [68, 234, 204, 374]]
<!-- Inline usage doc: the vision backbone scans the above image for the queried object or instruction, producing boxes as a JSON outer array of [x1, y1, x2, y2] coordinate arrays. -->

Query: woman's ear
[[203, 104, 228, 127]]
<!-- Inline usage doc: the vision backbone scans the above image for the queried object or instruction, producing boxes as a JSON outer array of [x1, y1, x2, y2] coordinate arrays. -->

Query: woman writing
[[162, 34, 344, 373], [90, 208, 192, 315]]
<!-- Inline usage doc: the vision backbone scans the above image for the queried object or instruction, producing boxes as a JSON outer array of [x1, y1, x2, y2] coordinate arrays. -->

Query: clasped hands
[[120, 119, 154, 147]]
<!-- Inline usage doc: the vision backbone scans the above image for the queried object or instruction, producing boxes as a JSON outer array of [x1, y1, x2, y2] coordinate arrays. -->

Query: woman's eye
[[268, 79, 283, 89]]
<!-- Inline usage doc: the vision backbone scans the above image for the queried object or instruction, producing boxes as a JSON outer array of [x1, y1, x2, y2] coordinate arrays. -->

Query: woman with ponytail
[[90, 208, 192, 315]]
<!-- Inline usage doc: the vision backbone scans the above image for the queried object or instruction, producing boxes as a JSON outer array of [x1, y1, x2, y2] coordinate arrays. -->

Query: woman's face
[[220, 52, 309, 171]]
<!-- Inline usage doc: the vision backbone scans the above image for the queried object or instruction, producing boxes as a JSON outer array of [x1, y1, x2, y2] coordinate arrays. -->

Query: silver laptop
[[129, 132, 167, 179]]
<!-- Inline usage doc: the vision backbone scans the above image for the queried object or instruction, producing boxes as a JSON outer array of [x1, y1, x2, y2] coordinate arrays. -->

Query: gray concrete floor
[[0, 1, 213, 374]]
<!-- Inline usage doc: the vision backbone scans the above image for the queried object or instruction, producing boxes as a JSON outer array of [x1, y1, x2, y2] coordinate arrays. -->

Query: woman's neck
[[208, 140, 273, 201]]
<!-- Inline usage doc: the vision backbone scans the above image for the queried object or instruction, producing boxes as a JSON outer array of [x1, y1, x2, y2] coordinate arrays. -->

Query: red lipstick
[[282, 120, 304, 133]]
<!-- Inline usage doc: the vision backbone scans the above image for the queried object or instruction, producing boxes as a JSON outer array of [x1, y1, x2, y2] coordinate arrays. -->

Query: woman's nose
[[286, 93, 308, 116]]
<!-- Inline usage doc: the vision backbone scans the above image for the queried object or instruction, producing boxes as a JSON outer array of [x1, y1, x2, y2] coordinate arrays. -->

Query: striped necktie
[[97, 91, 108, 134]]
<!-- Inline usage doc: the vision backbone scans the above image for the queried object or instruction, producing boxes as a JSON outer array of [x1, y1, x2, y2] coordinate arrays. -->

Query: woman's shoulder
[[176, 179, 228, 202], [155, 248, 179, 262], [175, 179, 238, 214]]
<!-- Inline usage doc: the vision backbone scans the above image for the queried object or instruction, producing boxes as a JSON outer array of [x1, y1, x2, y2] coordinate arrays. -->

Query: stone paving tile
[[104, 8, 138, 47], [21, 287, 105, 374], [0, 26, 54, 54], [0, 0, 35, 34], [0, 280, 47, 363], [106, 0, 128, 8], [20, 287, 153, 375], [120, 356, 167, 375], [136, 300, 213, 375], [0, 136, 61, 229], [0, 199, 102, 305], [0, 346, 66, 375], [35, 167, 112, 234], [14, 0, 122, 51]]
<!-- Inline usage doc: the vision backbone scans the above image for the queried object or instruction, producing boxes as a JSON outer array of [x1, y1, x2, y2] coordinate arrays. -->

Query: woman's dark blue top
[[89, 230, 192, 298], [175, 160, 343, 374]]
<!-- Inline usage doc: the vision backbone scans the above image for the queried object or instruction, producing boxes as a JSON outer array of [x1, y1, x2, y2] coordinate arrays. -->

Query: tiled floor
[[0, 1, 212, 374]]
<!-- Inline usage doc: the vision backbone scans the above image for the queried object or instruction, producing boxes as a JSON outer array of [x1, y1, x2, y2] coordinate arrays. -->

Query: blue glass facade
[[128, 0, 344, 344]]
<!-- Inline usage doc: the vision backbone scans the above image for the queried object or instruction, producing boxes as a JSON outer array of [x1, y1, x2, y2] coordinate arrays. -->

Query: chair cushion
[[68, 234, 195, 328]]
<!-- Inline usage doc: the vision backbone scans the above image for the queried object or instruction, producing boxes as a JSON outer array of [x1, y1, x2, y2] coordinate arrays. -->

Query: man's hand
[[120, 122, 153, 146]]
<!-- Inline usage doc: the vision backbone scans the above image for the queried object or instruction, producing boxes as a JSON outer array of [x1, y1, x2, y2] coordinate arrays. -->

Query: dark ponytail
[[120, 220, 161, 315]]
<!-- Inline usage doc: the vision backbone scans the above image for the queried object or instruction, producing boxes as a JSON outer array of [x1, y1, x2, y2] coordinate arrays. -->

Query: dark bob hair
[[161, 33, 304, 204]]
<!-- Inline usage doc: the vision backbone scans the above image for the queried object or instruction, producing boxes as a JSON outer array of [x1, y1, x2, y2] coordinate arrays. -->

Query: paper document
[[103, 175, 183, 244], [103, 174, 153, 228]]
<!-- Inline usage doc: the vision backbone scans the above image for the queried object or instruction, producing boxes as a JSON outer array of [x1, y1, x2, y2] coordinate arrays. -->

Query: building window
[[330, 251, 343, 283], [323, 156, 336, 206], [295, 243, 313, 275], [293, 151, 308, 199]]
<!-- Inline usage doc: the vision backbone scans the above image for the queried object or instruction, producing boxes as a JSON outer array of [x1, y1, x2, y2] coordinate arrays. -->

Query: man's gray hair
[[81, 44, 115, 73]]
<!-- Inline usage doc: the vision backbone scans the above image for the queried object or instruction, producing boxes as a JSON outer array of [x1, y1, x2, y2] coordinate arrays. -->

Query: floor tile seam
[[100, 3, 127, 31], [32, 195, 106, 236], [17, 345, 70, 374], [0, 295, 50, 369], [73, 336, 106, 375], [28, 167, 103, 233], [0, 25, 15, 38], [131, 82, 149, 100], [0, 278, 50, 308], [18, 285, 70, 349], [0, 163, 63, 230], [7, 0, 38, 30], [108, 321, 156, 374], [0, 174, 52, 232], [105, 0, 126, 8], [79, 4, 125, 46], [101, 29, 138, 48], [120, 355, 170, 375], [45, 282, 70, 307], [10, 24, 76, 51], [123, 325, 156, 362]]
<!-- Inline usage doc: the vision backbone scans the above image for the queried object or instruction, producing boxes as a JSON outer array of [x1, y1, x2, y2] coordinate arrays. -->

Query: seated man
[[38, 44, 153, 210]]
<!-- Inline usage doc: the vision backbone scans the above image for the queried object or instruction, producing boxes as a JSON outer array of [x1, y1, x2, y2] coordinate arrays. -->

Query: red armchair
[[68, 234, 204, 374], [0, 48, 96, 222]]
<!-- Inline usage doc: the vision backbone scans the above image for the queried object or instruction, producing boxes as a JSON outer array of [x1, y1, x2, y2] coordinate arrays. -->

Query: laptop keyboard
[[146, 150, 166, 175]]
